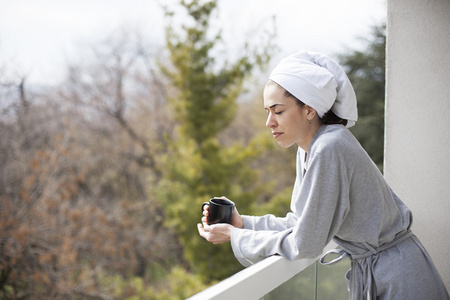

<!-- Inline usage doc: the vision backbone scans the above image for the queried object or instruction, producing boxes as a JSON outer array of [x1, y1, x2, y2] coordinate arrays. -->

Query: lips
[[272, 132, 283, 139]]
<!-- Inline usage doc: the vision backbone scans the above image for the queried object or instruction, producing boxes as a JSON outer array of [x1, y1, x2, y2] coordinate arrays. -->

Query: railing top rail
[[187, 241, 337, 300]]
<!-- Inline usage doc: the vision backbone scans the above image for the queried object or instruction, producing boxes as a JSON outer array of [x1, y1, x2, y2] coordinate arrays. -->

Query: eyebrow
[[265, 104, 285, 110]]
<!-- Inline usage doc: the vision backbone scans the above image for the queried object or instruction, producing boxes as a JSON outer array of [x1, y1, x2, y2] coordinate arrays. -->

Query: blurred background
[[0, 0, 386, 298]]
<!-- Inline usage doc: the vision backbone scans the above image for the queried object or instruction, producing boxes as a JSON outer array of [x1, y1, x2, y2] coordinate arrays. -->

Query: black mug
[[201, 198, 235, 225]]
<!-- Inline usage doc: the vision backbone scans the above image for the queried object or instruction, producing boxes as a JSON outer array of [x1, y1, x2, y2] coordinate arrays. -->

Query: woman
[[197, 50, 449, 299]]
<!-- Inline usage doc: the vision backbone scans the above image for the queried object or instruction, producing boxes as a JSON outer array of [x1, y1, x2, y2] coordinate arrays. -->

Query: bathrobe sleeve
[[231, 143, 351, 267], [241, 212, 298, 232]]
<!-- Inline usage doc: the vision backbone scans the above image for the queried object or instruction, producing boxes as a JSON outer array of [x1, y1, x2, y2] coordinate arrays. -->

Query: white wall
[[385, 0, 450, 288]]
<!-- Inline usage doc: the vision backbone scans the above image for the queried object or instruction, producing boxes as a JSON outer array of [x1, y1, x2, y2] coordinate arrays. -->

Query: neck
[[297, 122, 322, 153]]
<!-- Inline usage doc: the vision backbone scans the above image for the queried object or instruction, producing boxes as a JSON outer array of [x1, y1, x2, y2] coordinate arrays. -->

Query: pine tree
[[158, 0, 274, 281]]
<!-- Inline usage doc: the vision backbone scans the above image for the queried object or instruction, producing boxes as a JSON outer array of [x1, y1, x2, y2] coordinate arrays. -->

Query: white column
[[385, 0, 450, 288]]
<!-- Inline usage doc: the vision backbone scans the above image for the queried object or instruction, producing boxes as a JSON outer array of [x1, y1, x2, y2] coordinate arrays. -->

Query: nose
[[266, 112, 277, 128]]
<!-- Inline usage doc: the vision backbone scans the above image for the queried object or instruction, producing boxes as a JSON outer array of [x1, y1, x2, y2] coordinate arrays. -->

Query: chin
[[277, 141, 294, 148]]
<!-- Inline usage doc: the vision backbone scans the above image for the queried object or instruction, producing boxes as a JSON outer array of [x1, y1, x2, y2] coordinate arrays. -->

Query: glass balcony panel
[[261, 258, 350, 300], [317, 258, 351, 300], [261, 261, 316, 299]]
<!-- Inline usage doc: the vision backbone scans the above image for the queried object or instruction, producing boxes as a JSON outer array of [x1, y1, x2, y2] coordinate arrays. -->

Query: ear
[[304, 105, 317, 122]]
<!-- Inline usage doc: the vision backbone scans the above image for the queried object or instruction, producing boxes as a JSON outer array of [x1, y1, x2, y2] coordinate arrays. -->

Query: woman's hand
[[197, 222, 233, 244], [197, 197, 244, 244], [230, 206, 244, 229]]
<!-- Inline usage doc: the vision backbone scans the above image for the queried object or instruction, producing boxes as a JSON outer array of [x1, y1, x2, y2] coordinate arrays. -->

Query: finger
[[202, 205, 210, 216], [202, 223, 212, 232], [197, 223, 207, 238]]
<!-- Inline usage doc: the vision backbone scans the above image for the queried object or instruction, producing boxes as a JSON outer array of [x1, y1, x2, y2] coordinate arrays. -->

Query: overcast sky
[[0, 0, 386, 85]]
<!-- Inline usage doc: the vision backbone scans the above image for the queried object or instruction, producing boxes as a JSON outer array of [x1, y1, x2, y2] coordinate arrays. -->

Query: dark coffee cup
[[201, 198, 235, 225]]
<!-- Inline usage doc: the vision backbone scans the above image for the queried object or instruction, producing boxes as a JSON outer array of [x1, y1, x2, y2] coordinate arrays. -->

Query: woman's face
[[263, 83, 311, 149]]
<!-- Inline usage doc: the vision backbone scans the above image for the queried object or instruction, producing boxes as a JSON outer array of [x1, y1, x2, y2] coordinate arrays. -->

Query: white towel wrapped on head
[[269, 50, 358, 128]]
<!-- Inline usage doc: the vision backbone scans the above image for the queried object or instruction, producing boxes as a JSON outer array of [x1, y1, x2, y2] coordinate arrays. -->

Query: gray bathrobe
[[230, 124, 449, 299]]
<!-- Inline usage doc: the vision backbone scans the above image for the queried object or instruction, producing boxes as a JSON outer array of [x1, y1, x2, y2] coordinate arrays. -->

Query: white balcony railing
[[187, 242, 338, 300]]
